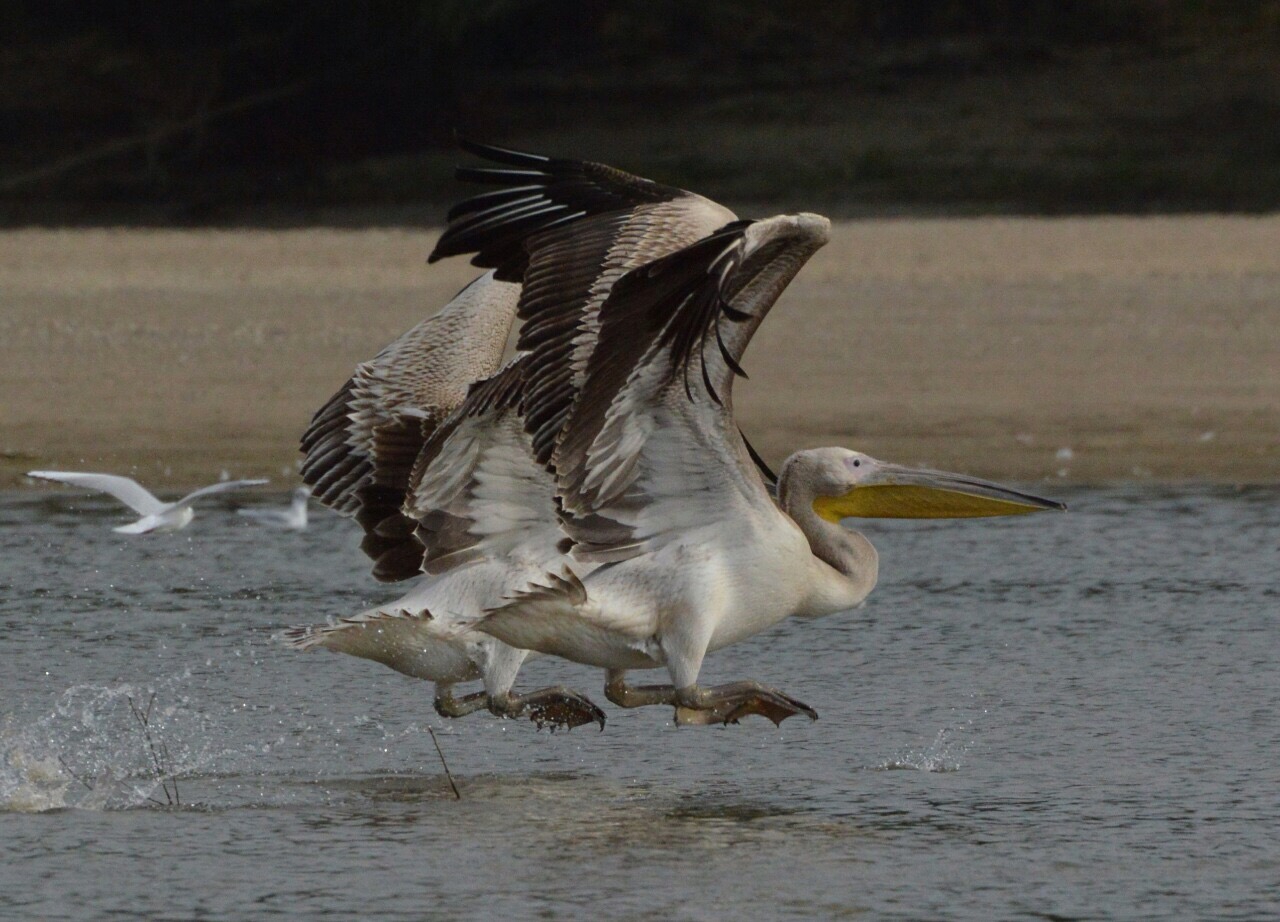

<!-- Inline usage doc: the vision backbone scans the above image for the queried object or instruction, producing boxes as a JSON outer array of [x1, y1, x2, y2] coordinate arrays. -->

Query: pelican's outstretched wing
[[300, 271, 519, 573], [27, 471, 165, 515], [551, 214, 831, 562], [427, 140, 739, 467], [429, 139, 719, 282], [365, 357, 566, 582]]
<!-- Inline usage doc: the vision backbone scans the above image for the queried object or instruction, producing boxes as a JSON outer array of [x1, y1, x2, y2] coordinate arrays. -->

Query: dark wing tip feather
[[456, 137, 552, 167], [428, 139, 686, 278], [369, 541, 430, 583], [740, 429, 777, 485]]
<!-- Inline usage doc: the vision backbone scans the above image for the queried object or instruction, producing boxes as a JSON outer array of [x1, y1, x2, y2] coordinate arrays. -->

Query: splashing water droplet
[[877, 727, 970, 773]]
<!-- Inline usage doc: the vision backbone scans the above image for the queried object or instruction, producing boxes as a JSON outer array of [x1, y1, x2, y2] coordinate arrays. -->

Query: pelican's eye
[[852, 459, 861, 467]]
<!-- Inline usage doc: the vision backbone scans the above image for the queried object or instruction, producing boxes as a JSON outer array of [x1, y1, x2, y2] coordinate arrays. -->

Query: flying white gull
[[238, 486, 310, 530], [27, 471, 268, 534]]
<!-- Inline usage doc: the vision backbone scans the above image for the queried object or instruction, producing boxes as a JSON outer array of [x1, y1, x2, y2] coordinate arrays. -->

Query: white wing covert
[[172, 479, 269, 508]]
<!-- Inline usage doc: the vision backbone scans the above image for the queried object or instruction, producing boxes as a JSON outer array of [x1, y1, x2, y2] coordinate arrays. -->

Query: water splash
[[877, 725, 971, 773], [0, 673, 213, 812]]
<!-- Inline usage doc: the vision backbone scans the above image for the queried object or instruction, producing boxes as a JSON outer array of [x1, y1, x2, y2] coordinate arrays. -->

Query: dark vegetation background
[[3, 0, 1279, 223]]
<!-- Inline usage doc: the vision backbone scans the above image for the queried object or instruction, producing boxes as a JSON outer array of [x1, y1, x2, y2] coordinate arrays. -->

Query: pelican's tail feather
[[280, 622, 328, 651], [502, 567, 589, 609], [280, 607, 429, 652], [278, 607, 477, 683]]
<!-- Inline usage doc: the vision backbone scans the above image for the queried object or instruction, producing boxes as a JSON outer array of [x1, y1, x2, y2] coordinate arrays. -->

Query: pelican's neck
[[778, 457, 878, 610]]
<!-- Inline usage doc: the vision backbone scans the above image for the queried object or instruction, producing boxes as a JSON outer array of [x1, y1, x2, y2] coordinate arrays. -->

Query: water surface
[[2, 486, 1277, 920]]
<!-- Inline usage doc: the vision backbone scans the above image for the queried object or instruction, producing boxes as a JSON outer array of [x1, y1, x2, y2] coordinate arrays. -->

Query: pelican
[[237, 486, 311, 530], [409, 142, 1065, 726], [26, 470, 268, 534], [286, 271, 605, 729]]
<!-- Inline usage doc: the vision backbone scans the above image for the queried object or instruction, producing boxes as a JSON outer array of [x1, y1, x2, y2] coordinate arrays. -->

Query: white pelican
[[27, 470, 268, 534], [410, 142, 1065, 726], [287, 271, 605, 729], [237, 486, 311, 530]]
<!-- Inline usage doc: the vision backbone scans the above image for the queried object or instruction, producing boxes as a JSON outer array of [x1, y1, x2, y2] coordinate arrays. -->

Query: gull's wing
[[551, 214, 831, 563], [300, 271, 519, 570], [367, 357, 566, 582], [427, 140, 739, 467], [27, 471, 165, 515], [171, 479, 269, 509]]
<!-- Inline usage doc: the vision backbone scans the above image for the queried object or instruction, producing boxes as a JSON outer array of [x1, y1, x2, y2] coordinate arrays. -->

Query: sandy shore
[[2, 218, 1277, 489]]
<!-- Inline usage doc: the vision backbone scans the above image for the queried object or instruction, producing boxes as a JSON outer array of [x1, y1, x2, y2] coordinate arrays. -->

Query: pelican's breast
[[699, 505, 818, 652]]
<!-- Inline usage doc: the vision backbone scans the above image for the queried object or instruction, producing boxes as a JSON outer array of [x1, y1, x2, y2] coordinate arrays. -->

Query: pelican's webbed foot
[[490, 687, 607, 731], [605, 672, 817, 727], [675, 681, 818, 727]]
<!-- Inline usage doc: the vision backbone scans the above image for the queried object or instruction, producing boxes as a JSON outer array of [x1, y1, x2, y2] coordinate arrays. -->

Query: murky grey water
[[2, 486, 1277, 920]]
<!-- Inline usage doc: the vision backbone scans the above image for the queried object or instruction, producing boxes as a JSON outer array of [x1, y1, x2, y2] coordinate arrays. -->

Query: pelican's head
[[784, 448, 1065, 522]]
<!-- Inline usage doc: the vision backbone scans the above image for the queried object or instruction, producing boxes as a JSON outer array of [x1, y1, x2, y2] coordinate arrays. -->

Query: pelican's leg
[[604, 671, 816, 727], [477, 641, 605, 730], [433, 684, 490, 719], [605, 670, 682, 707], [670, 611, 815, 726], [487, 688, 607, 731]]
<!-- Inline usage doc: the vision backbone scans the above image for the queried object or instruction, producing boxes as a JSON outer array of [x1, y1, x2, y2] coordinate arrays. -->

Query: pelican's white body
[[482, 467, 871, 686]]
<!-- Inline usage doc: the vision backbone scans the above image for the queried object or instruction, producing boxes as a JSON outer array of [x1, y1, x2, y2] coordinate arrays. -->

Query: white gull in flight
[[27, 470, 268, 534]]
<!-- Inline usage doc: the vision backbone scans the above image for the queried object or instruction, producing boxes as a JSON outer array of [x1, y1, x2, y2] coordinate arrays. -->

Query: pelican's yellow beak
[[813, 464, 1066, 521]]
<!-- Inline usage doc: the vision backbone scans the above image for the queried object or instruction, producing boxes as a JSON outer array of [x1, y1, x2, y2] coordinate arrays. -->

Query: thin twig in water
[[426, 727, 461, 800], [159, 739, 180, 807], [57, 755, 96, 792], [128, 692, 178, 807]]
